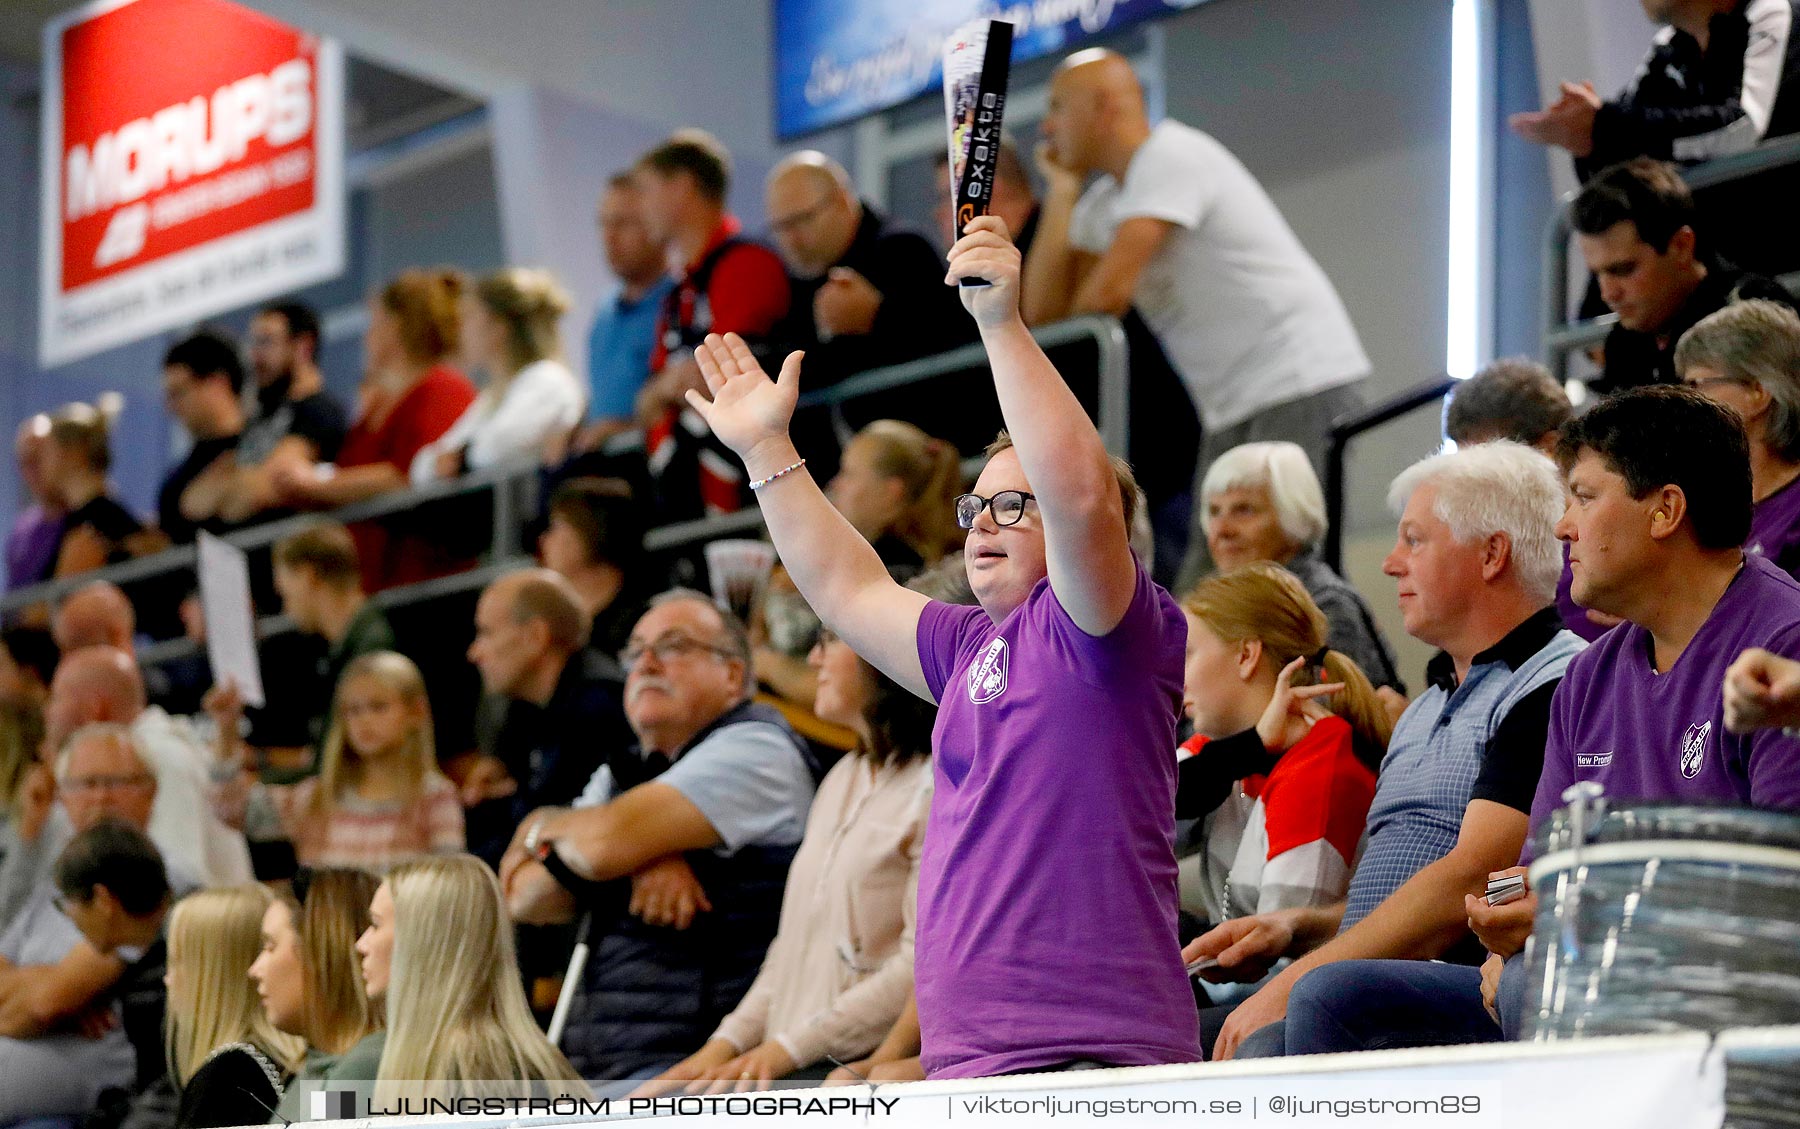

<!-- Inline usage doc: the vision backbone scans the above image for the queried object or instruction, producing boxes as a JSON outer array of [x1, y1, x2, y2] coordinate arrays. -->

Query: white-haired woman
[[159, 886, 306, 1128], [355, 855, 589, 1102], [1676, 299, 1800, 580], [1197, 442, 1404, 695]]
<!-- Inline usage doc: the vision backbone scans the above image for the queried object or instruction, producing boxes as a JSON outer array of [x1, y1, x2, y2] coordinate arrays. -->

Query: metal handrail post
[[1322, 375, 1460, 573], [1087, 315, 1131, 458], [1542, 191, 1576, 384]]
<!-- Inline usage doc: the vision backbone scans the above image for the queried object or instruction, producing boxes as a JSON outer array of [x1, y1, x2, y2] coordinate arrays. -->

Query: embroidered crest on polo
[[968, 637, 1009, 704], [1680, 720, 1710, 780]]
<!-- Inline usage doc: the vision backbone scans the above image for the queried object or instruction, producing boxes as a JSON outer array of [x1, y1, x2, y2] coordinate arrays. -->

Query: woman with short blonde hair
[[163, 886, 306, 1127], [358, 856, 587, 1101], [1676, 299, 1800, 579]]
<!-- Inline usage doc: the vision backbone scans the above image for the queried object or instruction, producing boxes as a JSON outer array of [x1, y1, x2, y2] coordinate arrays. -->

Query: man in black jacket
[[764, 152, 974, 476], [1574, 158, 1793, 392], [1515, 0, 1800, 276], [1512, 0, 1800, 171], [462, 569, 634, 866]]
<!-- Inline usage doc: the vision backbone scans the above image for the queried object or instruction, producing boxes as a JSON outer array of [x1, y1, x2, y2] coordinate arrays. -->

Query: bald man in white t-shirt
[[1022, 49, 1370, 589]]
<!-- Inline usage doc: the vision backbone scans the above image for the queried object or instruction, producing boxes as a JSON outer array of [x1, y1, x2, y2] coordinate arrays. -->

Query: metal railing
[[1541, 134, 1800, 382], [1322, 374, 1459, 574], [4, 315, 1129, 665], [0, 458, 539, 621]]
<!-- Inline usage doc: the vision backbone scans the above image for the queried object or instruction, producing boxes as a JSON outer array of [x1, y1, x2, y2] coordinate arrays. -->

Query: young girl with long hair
[[249, 867, 384, 1123], [355, 855, 587, 1101], [161, 886, 307, 1128], [214, 652, 463, 872], [1175, 562, 1391, 926]]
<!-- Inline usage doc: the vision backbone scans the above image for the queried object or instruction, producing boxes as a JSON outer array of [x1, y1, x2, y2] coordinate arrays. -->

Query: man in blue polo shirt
[[1279, 385, 1800, 1054], [578, 172, 674, 448]]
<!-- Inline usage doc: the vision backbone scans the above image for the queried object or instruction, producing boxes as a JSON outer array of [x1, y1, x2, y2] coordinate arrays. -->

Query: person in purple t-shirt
[[6, 416, 65, 592], [1674, 298, 1800, 581], [1274, 384, 1800, 1057], [682, 215, 1201, 1078]]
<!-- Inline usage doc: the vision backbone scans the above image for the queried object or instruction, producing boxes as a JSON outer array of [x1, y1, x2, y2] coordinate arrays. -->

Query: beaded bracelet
[[749, 458, 807, 491]]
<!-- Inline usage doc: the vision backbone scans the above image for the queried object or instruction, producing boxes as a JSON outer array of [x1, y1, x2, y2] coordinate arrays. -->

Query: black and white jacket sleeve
[[1584, 0, 1800, 174]]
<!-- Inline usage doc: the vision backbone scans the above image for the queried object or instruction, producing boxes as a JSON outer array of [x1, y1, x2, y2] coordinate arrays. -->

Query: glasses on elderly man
[[618, 632, 736, 672], [60, 772, 154, 795], [954, 490, 1037, 530]]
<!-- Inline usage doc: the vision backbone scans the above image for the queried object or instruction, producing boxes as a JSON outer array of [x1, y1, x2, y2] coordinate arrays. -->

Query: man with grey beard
[[499, 589, 818, 1081]]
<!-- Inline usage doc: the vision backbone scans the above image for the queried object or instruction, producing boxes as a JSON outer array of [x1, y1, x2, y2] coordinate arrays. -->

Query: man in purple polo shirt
[[682, 215, 1200, 1077], [1275, 384, 1800, 1055]]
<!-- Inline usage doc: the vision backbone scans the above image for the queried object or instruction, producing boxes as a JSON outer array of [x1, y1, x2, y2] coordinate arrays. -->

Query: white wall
[[1158, 0, 1455, 685], [245, 0, 780, 163]]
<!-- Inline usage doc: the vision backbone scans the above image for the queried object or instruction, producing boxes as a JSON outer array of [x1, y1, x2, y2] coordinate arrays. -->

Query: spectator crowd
[[4, 14, 1800, 1122]]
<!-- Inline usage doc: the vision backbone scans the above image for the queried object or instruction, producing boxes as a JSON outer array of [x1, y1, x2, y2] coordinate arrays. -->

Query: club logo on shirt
[[967, 637, 1009, 704], [1680, 721, 1710, 780]]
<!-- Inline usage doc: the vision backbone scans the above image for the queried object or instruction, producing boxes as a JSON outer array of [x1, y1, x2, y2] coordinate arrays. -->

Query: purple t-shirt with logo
[[913, 556, 1201, 1078], [1748, 474, 1800, 582], [1532, 555, 1800, 838]]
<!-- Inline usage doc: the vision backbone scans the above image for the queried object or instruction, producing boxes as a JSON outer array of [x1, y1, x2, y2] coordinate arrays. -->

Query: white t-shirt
[[1069, 119, 1370, 428], [410, 358, 587, 484]]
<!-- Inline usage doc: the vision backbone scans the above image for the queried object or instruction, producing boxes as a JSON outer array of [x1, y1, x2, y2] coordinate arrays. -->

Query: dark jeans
[[1279, 957, 1525, 1057]]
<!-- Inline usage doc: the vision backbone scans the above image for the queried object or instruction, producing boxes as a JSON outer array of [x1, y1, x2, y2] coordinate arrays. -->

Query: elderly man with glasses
[[0, 725, 198, 1122], [0, 647, 248, 929], [501, 588, 819, 1084]]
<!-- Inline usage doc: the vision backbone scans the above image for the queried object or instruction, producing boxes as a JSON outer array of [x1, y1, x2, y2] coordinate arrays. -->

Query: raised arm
[[949, 215, 1136, 635], [685, 336, 929, 699]]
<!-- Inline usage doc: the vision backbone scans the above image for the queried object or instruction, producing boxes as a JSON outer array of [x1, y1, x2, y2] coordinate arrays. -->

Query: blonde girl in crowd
[[355, 855, 588, 1101], [212, 652, 463, 872], [160, 886, 306, 1128], [1175, 563, 1390, 929], [824, 420, 964, 569], [413, 267, 587, 483]]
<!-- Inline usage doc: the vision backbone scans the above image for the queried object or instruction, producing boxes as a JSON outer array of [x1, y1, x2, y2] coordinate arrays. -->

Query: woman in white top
[[411, 267, 587, 483]]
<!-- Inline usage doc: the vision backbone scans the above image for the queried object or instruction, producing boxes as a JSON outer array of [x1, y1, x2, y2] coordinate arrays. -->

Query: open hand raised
[[685, 333, 805, 469]]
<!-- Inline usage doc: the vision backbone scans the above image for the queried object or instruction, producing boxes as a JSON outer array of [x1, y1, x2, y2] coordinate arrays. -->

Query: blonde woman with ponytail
[[161, 886, 305, 1128], [824, 420, 964, 567], [1174, 562, 1389, 928], [413, 267, 586, 484], [357, 856, 587, 1102]]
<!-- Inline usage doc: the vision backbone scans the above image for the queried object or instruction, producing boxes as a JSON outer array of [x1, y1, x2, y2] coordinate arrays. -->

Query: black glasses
[[768, 195, 836, 235], [618, 632, 736, 672], [955, 490, 1036, 530]]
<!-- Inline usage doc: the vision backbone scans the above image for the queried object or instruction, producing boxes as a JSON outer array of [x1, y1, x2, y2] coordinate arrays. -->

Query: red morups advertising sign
[[40, 0, 344, 366]]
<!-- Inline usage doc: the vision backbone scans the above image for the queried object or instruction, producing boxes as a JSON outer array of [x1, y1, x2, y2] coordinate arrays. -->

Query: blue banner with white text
[[774, 0, 1210, 139]]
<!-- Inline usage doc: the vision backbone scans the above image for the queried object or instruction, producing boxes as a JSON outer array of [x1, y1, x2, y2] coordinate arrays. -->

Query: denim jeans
[[1281, 958, 1518, 1056]]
